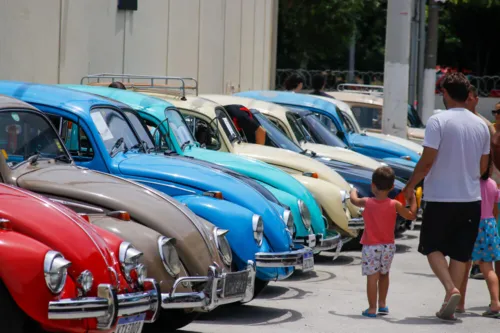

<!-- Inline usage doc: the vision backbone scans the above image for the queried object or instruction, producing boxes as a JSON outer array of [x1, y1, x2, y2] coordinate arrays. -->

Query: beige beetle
[[131, 89, 363, 239]]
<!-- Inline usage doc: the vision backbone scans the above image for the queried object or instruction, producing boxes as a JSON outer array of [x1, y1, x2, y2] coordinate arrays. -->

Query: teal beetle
[[63, 84, 343, 255]]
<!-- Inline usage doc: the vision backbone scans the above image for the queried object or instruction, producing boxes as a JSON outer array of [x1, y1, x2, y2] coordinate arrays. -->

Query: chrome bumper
[[314, 232, 342, 252], [293, 233, 317, 248], [348, 217, 365, 230], [48, 278, 160, 329], [161, 260, 256, 311], [255, 246, 313, 270]]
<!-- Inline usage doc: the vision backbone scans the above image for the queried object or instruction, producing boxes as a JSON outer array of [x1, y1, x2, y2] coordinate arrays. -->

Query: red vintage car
[[0, 184, 160, 333]]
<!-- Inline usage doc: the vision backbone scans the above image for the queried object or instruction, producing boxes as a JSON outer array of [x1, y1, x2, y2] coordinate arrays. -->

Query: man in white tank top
[[403, 73, 490, 320]]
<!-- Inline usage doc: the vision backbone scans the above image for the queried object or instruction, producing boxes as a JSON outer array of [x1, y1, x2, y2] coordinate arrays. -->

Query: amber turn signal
[[203, 191, 224, 200], [303, 172, 319, 179], [107, 211, 131, 221]]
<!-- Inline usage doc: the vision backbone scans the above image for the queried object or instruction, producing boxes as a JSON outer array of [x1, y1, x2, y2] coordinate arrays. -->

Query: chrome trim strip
[[314, 232, 342, 251], [49, 198, 105, 213], [255, 247, 313, 269]]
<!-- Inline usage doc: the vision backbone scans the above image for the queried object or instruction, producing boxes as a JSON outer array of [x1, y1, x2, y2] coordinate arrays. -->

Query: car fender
[[90, 216, 192, 294], [0, 231, 77, 326], [175, 194, 264, 260]]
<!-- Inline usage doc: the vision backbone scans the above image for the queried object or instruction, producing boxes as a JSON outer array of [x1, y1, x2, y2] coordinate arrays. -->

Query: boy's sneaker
[[470, 264, 484, 280]]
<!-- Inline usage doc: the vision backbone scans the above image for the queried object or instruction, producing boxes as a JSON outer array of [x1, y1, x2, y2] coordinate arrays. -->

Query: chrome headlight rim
[[44, 250, 71, 294], [76, 270, 94, 295], [213, 228, 232, 266], [119, 242, 143, 283], [158, 236, 182, 277], [251, 214, 264, 246], [283, 209, 295, 235], [297, 199, 312, 230]]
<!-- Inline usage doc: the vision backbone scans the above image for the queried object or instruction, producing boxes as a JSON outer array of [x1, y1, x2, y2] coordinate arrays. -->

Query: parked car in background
[[0, 177, 159, 332], [0, 81, 312, 300], [0, 93, 256, 331], [328, 86, 425, 144], [67, 81, 342, 257]]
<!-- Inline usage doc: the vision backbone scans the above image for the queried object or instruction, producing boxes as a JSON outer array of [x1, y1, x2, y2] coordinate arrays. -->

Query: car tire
[[253, 278, 269, 298], [144, 310, 200, 332], [0, 281, 42, 333]]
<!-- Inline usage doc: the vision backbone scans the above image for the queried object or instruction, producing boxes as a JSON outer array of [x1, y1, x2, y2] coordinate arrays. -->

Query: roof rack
[[337, 83, 384, 96], [80, 74, 198, 100]]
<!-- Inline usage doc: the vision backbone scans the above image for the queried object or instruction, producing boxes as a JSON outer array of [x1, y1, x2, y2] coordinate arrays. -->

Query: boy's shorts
[[361, 244, 396, 276]]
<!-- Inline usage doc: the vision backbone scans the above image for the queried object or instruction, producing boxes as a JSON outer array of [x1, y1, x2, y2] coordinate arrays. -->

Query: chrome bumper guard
[[314, 232, 342, 252], [255, 246, 313, 269], [348, 217, 365, 230], [161, 260, 256, 312], [293, 233, 317, 248], [48, 278, 160, 330]]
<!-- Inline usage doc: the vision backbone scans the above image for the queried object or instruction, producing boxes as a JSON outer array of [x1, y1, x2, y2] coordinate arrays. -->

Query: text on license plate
[[116, 313, 145, 333], [302, 251, 314, 272], [223, 271, 248, 297]]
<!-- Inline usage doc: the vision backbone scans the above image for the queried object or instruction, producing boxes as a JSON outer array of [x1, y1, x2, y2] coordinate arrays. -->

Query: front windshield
[[252, 111, 304, 153], [90, 108, 140, 154], [408, 104, 424, 128], [123, 110, 155, 150], [299, 113, 348, 148], [165, 108, 196, 149], [0, 110, 68, 166]]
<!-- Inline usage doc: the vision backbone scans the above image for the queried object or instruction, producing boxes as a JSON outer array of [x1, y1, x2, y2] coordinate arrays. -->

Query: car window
[[351, 106, 382, 129], [183, 114, 221, 150], [0, 111, 70, 166], [122, 110, 155, 151], [298, 113, 347, 148], [251, 111, 304, 153], [90, 107, 140, 155], [268, 118, 287, 134], [165, 108, 196, 150], [50, 116, 94, 160]]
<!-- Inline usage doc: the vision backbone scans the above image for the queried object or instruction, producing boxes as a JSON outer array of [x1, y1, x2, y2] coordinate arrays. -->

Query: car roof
[[326, 91, 384, 106], [0, 81, 131, 118], [0, 94, 39, 111], [62, 84, 176, 120]]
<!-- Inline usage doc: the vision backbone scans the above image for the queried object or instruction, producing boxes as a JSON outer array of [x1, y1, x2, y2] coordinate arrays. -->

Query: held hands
[[402, 185, 415, 201]]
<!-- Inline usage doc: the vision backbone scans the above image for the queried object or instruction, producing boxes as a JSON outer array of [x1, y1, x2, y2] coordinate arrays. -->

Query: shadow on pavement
[[398, 233, 418, 241], [404, 272, 436, 278], [314, 254, 361, 266], [286, 270, 336, 283], [257, 285, 312, 300], [396, 244, 412, 254], [197, 304, 303, 325], [329, 311, 461, 325]]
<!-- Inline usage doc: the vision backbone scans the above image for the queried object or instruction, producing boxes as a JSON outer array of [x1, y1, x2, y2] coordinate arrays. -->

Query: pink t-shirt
[[360, 198, 397, 245], [480, 178, 500, 219]]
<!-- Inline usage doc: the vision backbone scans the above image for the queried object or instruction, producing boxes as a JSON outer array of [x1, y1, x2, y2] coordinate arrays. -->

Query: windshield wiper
[[54, 154, 72, 164], [110, 137, 126, 157]]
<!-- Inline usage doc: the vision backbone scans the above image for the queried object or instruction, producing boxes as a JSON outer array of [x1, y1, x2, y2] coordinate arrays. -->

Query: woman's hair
[[481, 153, 493, 180], [284, 74, 304, 91]]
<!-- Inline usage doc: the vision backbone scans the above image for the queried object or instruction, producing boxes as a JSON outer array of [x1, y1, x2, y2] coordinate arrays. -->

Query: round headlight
[[76, 270, 94, 295], [44, 250, 71, 294], [158, 236, 181, 277], [136, 264, 147, 286], [214, 228, 232, 266], [297, 200, 312, 230], [119, 242, 143, 283], [252, 214, 264, 246], [283, 209, 295, 235]]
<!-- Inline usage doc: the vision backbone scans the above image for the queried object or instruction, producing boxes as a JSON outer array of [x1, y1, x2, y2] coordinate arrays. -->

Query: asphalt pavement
[[180, 228, 499, 333]]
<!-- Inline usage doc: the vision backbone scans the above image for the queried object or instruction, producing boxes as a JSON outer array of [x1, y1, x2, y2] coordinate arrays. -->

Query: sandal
[[362, 309, 377, 318], [436, 294, 461, 321], [455, 308, 465, 314], [482, 309, 500, 318], [378, 307, 389, 315]]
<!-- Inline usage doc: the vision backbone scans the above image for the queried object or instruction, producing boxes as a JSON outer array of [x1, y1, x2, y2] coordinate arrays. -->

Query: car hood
[[14, 163, 221, 275], [118, 153, 294, 248], [363, 132, 423, 154], [350, 133, 422, 160], [0, 183, 121, 290], [301, 142, 382, 170], [232, 142, 350, 191]]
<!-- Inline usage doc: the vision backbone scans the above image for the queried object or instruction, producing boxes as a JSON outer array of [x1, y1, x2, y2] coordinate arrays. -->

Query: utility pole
[[408, 0, 419, 105], [382, 0, 413, 138], [421, 0, 441, 123], [416, 0, 427, 120]]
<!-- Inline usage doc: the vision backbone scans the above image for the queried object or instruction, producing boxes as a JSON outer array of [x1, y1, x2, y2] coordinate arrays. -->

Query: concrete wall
[[0, 0, 278, 93]]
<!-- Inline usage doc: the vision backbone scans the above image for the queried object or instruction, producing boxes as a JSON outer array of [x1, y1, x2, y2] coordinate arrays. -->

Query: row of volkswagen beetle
[[0, 75, 423, 333]]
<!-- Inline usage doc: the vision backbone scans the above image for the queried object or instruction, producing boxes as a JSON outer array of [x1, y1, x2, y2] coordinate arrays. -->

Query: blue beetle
[[235, 91, 420, 167], [0, 81, 314, 296]]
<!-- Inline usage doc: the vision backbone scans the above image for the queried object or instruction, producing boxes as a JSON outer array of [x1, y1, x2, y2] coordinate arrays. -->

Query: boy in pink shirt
[[351, 166, 417, 317]]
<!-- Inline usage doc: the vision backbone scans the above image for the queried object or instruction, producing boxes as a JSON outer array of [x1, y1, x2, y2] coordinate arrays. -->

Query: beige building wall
[[0, 0, 278, 93]]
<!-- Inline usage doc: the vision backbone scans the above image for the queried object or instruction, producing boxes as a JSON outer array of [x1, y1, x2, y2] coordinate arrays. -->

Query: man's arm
[[255, 126, 267, 145], [404, 147, 438, 194], [481, 154, 490, 175]]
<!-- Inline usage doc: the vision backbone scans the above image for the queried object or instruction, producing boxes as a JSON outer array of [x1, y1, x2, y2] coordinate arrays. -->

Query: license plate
[[223, 271, 248, 297], [302, 250, 314, 272], [115, 313, 145, 333]]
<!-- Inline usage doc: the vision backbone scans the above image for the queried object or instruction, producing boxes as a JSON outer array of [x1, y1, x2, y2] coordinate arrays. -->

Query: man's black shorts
[[418, 201, 481, 262]]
